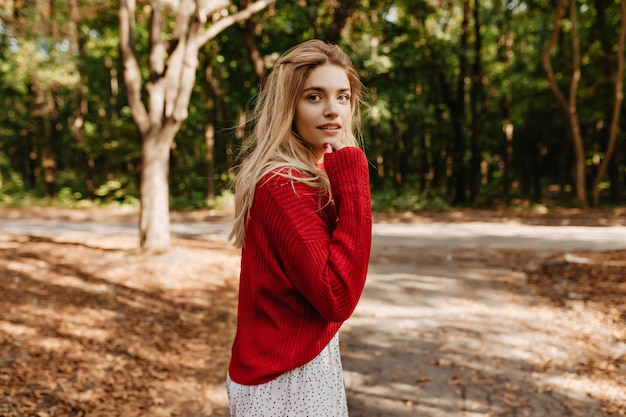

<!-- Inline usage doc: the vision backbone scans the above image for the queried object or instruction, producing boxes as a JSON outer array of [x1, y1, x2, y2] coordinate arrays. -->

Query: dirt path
[[344, 243, 625, 416], [1, 208, 625, 416]]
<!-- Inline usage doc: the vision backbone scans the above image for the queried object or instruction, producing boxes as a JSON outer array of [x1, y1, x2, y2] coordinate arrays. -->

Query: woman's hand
[[323, 142, 346, 153], [319, 142, 346, 166]]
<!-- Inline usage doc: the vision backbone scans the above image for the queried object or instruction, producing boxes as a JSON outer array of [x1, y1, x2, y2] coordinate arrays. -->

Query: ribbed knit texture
[[228, 147, 372, 385]]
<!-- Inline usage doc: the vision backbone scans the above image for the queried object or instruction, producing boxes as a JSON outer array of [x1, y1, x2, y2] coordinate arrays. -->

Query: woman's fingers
[[324, 142, 346, 153]]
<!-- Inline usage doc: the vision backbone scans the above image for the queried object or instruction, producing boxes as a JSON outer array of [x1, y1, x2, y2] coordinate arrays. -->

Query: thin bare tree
[[542, 0, 587, 206], [119, 0, 275, 251], [592, 0, 625, 206]]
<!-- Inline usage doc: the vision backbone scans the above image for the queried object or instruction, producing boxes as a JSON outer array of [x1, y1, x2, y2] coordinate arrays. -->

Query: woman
[[227, 39, 372, 416]]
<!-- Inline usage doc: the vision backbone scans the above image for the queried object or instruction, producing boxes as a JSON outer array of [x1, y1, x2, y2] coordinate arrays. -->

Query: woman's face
[[294, 64, 352, 156]]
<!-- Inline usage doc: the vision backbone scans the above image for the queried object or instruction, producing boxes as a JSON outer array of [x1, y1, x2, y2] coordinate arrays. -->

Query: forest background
[[1, 0, 625, 250]]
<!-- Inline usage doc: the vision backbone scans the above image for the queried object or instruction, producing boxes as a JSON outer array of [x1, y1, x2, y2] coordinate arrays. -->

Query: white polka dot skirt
[[226, 333, 349, 417]]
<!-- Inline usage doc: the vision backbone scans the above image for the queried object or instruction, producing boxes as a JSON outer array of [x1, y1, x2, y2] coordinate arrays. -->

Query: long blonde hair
[[228, 39, 365, 248]]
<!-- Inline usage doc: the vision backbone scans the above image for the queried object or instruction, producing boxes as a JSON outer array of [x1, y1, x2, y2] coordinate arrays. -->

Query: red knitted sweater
[[228, 147, 372, 385]]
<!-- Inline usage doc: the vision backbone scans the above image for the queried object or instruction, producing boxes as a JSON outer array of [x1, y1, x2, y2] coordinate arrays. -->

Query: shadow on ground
[[342, 245, 625, 417], [1, 225, 624, 417], [1, 234, 237, 417]]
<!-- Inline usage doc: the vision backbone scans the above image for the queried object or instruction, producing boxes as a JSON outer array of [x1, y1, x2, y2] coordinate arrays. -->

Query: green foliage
[[0, 0, 624, 211], [92, 179, 139, 206], [371, 190, 451, 213], [0, 172, 28, 202], [169, 189, 234, 211]]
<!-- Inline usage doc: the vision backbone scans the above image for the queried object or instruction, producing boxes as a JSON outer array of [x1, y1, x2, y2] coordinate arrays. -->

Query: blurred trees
[[1, 0, 624, 225]]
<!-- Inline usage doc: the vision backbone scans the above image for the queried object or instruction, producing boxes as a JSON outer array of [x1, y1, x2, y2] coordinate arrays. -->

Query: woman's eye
[[338, 94, 350, 102], [307, 94, 322, 101]]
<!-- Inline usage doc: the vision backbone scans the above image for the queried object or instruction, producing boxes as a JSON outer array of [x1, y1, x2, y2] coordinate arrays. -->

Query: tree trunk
[[568, 112, 587, 205], [325, 0, 358, 44], [33, 86, 57, 198], [203, 63, 217, 204], [497, 2, 514, 202], [119, 0, 275, 251], [239, 0, 266, 83], [469, 0, 483, 204], [542, 0, 587, 206], [140, 132, 172, 250], [203, 49, 228, 204], [205, 124, 216, 204], [372, 126, 384, 191], [432, 106, 445, 191], [436, 68, 465, 204], [608, 151, 621, 202], [592, 0, 625, 206], [449, 0, 470, 205], [391, 119, 403, 196], [69, 0, 96, 196]]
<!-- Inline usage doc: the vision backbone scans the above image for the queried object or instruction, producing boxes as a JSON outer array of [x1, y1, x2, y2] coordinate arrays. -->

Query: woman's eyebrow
[[302, 86, 351, 93]]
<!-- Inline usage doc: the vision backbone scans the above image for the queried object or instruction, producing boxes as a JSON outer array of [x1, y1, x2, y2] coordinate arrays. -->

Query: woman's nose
[[324, 100, 339, 117]]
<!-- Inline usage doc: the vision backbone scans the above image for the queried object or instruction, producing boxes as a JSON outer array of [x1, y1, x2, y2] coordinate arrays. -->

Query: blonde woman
[[227, 39, 372, 417]]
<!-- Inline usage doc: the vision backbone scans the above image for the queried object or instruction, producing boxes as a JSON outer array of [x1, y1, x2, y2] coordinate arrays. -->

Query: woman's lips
[[318, 124, 341, 131]]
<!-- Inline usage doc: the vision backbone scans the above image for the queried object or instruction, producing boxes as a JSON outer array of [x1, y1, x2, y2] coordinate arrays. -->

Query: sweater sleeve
[[259, 147, 372, 323]]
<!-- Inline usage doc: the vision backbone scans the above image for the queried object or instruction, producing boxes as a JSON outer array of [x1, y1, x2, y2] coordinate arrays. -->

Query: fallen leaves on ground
[[527, 249, 626, 328], [1, 234, 240, 417], [526, 249, 626, 416], [1, 206, 625, 416]]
